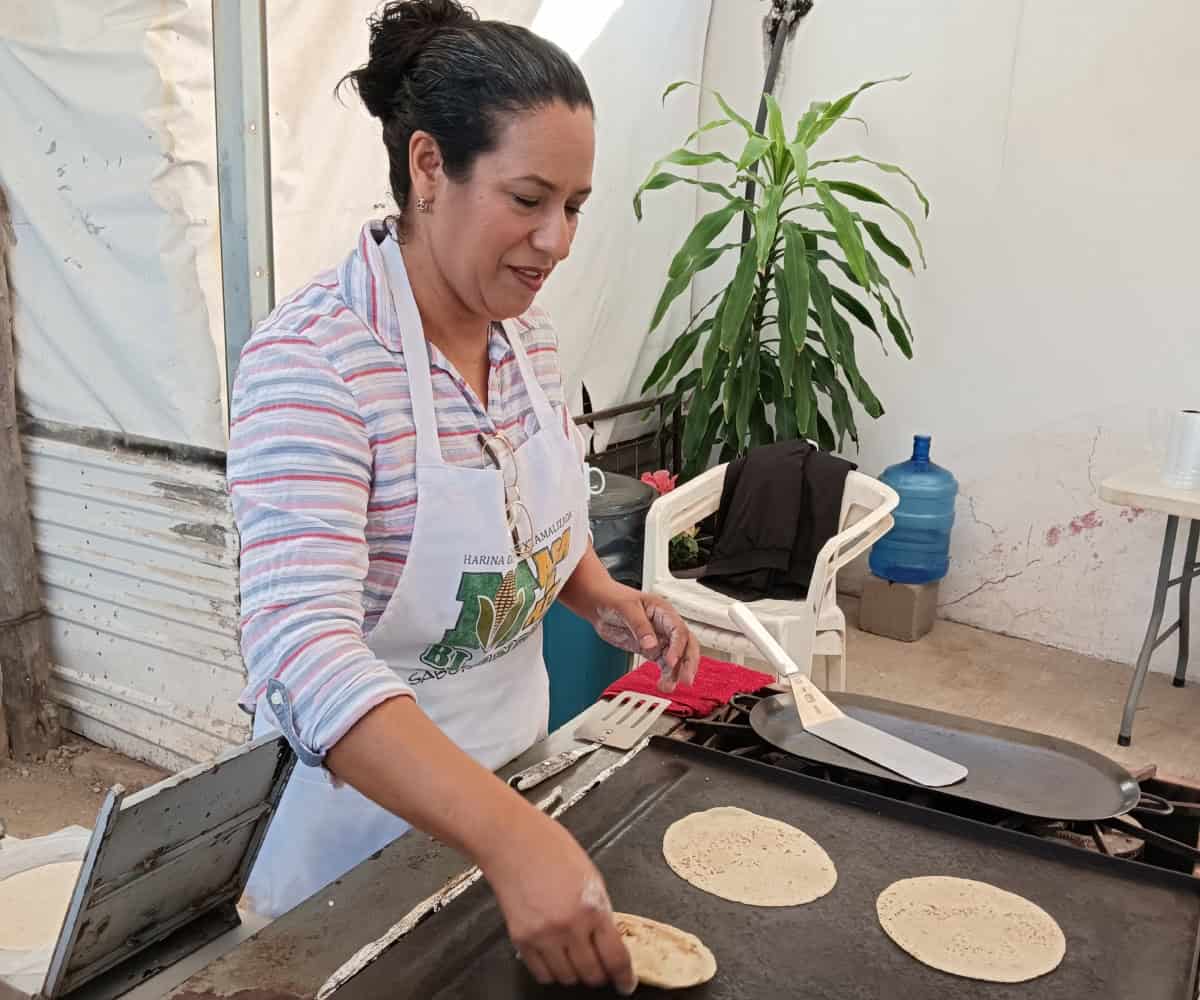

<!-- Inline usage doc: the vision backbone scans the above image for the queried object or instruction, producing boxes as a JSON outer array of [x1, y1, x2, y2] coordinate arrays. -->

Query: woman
[[227, 0, 699, 992]]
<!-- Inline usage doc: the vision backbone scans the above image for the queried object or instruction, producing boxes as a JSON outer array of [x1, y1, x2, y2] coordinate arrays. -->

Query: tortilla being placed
[[613, 913, 716, 990], [876, 876, 1066, 983], [661, 806, 837, 906], [0, 861, 80, 951]]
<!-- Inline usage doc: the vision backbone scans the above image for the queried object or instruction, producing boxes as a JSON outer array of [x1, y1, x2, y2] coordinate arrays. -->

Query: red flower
[[641, 469, 678, 494]]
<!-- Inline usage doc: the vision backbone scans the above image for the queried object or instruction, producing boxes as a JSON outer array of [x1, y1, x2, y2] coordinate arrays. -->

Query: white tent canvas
[[2, 0, 1198, 766]]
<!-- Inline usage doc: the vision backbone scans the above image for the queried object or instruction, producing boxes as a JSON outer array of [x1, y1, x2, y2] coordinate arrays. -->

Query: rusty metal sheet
[[91, 742, 282, 885], [41, 734, 293, 999], [21, 428, 247, 770]]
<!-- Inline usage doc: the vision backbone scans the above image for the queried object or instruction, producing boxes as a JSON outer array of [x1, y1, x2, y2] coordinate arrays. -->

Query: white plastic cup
[[1162, 409, 1200, 490]]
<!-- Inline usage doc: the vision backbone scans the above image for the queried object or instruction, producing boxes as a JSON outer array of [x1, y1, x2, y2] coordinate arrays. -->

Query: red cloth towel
[[602, 656, 774, 718]]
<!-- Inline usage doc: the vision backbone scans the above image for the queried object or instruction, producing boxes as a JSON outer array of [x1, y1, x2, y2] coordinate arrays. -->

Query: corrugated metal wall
[[22, 426, 248, 771]]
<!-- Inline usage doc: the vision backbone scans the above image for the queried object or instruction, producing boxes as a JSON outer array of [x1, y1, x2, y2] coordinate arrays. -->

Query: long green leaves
[[862, 219, 913, 272], [713, 90, 756, 136], [821, 179, 926, 267], [814, 181, 870, 287], [668, 204, 744, 280], [636, 74, 927, 477], [701, 295, 726, 388], [793, 351, 815, 438], [682, 352, 726, 471], [793, 108, 821, 145], [780, 223, 810, 388], [802, 75, 909, 146], [786, 140, 809, 188], [737, 136, 772, 172], [719, 245, 758, 350], [774, 267, 794, 391], [765, 93, 786, 146], [633, 148, 737, 220], [634, 171, 735, 218], [830, 285, 881, 344], [809, 154, 929, 216], [661, 80, 695, 104], [648, 201, 748, 331], [808, 261, 837, 364], [734, 343, 758, 444], [755, 184, 784, 270], [683, 117, 732, 146], [640, 319, 712, 392]]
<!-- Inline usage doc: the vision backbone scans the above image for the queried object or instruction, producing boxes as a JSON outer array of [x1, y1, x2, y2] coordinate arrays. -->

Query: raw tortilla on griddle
[[661, 805, 837, 906], [876, 876, 1066, 983], [613, 913, 716, 989]]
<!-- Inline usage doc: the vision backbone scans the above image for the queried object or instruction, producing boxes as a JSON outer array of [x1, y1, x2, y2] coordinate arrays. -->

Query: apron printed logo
[[413, 526, 572, 684]]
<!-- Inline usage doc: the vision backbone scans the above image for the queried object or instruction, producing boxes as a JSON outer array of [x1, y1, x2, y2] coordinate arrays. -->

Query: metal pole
[[739, 0, 812, 246], [212, 0, 275, 425]]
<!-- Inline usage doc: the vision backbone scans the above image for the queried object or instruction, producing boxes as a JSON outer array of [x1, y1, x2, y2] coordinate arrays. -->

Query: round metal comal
[[749, 691, 1140, 821]]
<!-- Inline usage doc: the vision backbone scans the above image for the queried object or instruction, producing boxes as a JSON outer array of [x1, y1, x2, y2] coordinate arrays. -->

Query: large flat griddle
[[336, 738, 1200, 999]]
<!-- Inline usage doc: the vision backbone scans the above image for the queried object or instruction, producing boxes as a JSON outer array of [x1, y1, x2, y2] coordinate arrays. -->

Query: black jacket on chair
[[697, 440, 856, 601]]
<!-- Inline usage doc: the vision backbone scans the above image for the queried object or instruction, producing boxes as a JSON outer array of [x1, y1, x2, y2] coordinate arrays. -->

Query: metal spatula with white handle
[[729, 602, 967, 788]]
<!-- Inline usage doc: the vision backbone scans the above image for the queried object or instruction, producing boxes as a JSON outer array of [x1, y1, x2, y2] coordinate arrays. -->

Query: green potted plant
[[636, 76, 928, 479]]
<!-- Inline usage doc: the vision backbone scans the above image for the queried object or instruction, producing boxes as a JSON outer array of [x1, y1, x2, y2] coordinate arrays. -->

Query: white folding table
[[1100, 465, 1200, 746]]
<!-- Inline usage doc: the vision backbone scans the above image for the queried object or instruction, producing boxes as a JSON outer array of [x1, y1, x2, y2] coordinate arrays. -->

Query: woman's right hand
[[325, 699, 635, 991], [479, 807, 636, 994]]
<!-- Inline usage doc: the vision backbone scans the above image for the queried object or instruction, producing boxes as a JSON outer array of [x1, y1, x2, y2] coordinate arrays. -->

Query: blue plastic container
[[543, 602, 630, 732], [869, 435, 958, 584], [543, 472, 656, 731]]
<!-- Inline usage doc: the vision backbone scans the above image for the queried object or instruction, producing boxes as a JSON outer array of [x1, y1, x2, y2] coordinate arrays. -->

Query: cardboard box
[[859, 573, 939, 642]]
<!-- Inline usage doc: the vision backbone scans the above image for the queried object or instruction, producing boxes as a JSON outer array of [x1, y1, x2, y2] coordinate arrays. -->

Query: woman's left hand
[[593, 586, 700, 693]]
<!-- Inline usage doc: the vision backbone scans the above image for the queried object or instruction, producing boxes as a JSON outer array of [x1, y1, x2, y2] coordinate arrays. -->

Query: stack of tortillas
[[662, 806, 837, 906], [876, 876, 1066, 983], [0, 861, 80, 951], [613, 913, 716, 990]]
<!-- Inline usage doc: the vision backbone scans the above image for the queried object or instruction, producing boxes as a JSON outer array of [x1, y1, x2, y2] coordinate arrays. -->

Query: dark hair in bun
[[340, 0, 592, 215]]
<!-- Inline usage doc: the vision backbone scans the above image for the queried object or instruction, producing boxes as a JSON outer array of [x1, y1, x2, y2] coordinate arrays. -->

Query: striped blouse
[[227, 221, 583, 759]]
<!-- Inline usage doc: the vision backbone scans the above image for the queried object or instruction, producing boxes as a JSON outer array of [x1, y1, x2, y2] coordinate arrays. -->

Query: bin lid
[[589, 472, 656, 520]]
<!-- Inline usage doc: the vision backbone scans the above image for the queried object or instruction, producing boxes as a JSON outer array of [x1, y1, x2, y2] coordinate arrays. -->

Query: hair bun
[[352, 0, 477, 120]]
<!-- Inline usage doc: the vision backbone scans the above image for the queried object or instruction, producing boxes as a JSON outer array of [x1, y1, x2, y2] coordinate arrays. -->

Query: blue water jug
[[869, 435, 958, 584]]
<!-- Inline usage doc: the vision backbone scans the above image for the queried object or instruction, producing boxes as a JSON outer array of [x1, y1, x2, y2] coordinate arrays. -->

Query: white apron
[[243, 236, 589, 918]]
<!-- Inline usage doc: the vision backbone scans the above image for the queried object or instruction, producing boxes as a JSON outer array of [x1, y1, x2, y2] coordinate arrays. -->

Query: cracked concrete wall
[[700, 0, 1199, 672], [924, 413, 1195, 672]]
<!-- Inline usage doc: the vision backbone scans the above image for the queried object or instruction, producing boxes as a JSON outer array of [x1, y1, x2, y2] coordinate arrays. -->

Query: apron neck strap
[[380, 234, 560, 455], [379, 235, 442, 465], [499, 318, 558, 434]]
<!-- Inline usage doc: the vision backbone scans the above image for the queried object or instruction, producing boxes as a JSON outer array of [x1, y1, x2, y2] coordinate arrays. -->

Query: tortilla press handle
[[729, 602, 799, 677]]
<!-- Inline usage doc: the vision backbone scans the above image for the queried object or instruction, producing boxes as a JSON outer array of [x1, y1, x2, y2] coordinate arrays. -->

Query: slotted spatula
[[574, 690, 672, 750], [503, 691, 672, 793], [729, 602, 967, 788]]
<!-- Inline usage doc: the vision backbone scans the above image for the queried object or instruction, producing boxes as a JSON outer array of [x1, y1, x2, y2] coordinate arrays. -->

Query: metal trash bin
[[543, 473, 656, 731]]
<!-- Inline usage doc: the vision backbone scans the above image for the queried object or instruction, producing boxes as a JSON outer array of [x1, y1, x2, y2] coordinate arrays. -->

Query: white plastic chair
[[642, 464, 899, 690]]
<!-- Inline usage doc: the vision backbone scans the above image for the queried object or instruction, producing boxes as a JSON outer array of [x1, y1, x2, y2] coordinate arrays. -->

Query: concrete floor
[[839, 599, 1200, 785]]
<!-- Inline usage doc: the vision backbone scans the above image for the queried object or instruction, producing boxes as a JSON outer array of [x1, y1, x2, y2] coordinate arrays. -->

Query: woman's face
[[425, 100, 595, 321]]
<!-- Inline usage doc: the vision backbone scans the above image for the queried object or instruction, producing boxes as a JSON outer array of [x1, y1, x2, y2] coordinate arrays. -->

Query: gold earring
[[415, 196, 431, 213]]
